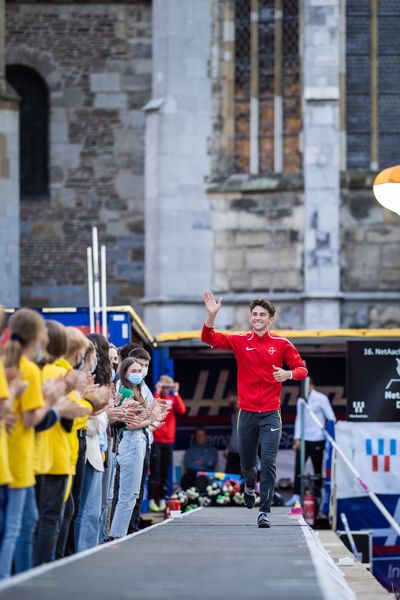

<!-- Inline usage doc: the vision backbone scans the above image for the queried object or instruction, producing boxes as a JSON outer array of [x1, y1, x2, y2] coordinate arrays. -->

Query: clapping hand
[[42, 377, 67, 406]]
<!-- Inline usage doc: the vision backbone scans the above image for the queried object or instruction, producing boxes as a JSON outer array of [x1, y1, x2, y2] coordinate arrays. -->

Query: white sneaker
[[159, 499, 166, 510], [285, 494, 300, 507]]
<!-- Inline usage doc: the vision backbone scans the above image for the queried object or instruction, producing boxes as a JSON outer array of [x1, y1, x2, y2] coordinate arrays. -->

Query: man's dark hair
[[249, 299, 276, 317], [118, 343, 140, 361], [129, 347, 151, 362]]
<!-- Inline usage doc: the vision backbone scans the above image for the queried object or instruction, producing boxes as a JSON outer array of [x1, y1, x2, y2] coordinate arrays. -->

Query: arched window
[[6, 65, 49, 199]]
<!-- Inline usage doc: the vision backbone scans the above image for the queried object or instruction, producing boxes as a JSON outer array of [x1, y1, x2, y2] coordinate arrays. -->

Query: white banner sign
[[335, 422, 400, 499]]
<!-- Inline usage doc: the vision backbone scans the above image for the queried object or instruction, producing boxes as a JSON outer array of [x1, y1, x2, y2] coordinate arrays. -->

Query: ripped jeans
[[109, 430, 147, 538]]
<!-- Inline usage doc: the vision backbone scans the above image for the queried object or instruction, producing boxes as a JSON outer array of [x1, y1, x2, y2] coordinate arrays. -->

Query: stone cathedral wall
[[6, 0, 151, 308]]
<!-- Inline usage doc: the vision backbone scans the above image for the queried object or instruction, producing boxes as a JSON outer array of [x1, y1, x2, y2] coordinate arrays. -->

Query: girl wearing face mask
[[109, 358, 151, 539], [87, 334, 112, 386], [108, 344, 119, 383]]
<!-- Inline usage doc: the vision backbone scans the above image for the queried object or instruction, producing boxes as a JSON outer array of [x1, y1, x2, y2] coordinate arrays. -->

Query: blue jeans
[[0, 486, 38, 578], [110, 430, 147, 538], [0, 486, 8, 548], [74, 462, 103, 552], [99, 451, 117, 543]]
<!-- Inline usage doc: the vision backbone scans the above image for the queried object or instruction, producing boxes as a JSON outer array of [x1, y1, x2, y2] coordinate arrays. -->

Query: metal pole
[[92, 227, 101, 334], [299, 398, 400, 537], [87, 247, 95, 333], [340, 511, 361, 562], [300, 400, 305, 501], [100, 245, 107, 339], [299, 374, 309, 502]]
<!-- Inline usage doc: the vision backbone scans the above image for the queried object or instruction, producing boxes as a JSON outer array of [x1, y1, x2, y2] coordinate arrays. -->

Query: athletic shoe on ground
[[243, 485, 256, 509], [284, 494, 300, 507], [149, 501, 162, 512], [257, 512, 271, 528]]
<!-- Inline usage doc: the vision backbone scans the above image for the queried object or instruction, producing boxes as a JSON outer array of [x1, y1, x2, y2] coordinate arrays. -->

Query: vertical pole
[[274, 0, 284, 172], [370, 0, 378, 170], [101, 245, 107, 339], [92, 227, 101, 334], [87, 247, 95, 334], [222, 0, 235, 169], [250, 0, 259, 174], [300, 400, 305, 501], [300, 374, 309, 502]]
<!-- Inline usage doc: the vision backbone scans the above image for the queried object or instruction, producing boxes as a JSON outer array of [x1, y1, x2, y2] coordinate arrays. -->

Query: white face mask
[[35, 342, 45, 364], [141, 366, 148, 379], [90, 360, 97, 374]]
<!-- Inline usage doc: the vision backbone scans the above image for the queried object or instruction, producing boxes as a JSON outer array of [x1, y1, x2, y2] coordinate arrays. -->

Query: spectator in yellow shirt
[[34, 320, 90, 566], [0, 309, 52, 578]]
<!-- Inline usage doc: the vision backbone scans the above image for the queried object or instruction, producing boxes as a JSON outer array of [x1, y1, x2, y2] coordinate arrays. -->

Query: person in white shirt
[[285, 379, 336, 507]]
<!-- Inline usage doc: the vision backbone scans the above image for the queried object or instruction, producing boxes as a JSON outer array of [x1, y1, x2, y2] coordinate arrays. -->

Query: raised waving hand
[[203, 291, 222, 327]]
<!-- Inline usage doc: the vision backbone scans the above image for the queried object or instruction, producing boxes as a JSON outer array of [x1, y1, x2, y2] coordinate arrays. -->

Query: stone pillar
[[302, 0, 341, 329], [143, 0, 212, 334], [0, 0, 19, 307]]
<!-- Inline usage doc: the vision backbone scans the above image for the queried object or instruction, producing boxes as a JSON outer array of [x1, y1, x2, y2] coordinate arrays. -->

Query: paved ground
[[0, 508, 359, 600], [317, 530, 391, 599]]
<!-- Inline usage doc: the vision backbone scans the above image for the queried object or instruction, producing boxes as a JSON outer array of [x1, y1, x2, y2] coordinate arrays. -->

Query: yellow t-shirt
[[0, 361, 12, 486], [53, 358, 92, 475], [8, 355, 44, 488], [0, 360, 9, 399], [41, 362, 73, 476]]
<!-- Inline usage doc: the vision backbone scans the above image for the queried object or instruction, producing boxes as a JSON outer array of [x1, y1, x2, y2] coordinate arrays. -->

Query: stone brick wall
[[207, 174, 400, 331], [6, 1, 151, 308], [341, 188, 400, 292], [209, 189, 303, 295], [206, 175, 304, 329]]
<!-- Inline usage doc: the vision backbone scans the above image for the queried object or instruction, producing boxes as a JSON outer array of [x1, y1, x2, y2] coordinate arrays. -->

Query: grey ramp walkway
[[0, 508, 337, 600]]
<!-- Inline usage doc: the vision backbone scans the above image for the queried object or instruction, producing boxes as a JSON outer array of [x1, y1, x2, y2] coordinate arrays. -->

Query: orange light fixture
[[373, 164, 400, 216]]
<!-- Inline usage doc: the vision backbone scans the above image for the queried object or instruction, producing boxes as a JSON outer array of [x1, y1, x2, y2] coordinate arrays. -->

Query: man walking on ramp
[[201, 292, 308, 528]]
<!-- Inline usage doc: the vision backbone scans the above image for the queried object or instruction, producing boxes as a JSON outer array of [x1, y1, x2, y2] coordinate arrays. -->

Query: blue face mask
[[128, 373, 142, 386]]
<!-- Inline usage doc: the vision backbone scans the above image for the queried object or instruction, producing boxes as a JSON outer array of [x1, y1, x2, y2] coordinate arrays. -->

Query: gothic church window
[[346, 0, 400, 170], [232, 0, 300, 174], [6, 65, 49, 199]]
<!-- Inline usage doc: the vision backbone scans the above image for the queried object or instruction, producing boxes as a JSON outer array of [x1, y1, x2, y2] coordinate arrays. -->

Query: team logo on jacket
[[268, 347, 277, 355]]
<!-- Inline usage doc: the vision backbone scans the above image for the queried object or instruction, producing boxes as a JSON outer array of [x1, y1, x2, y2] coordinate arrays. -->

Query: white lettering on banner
[[386, 391, 400, 400], [388, 564, 400, 579], [363, 347, 400, 356], [384, 364, 400, 411]]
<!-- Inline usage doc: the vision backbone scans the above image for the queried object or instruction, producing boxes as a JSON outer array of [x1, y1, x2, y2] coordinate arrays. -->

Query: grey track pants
[[237, 409, 282, 513]]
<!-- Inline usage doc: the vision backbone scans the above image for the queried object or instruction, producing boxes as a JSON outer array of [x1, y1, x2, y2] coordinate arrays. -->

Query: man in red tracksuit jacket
[[201, 291, 308, 528], [148, 375, 186, 512]]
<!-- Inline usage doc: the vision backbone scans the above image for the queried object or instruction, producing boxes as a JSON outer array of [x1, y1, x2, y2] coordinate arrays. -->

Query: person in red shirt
[[201, 291, 308, 528], [148, 375, 186, 512]]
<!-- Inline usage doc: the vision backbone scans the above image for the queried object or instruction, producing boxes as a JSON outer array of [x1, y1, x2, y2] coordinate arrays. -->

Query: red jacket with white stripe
[[201, 325, 308, 413]]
